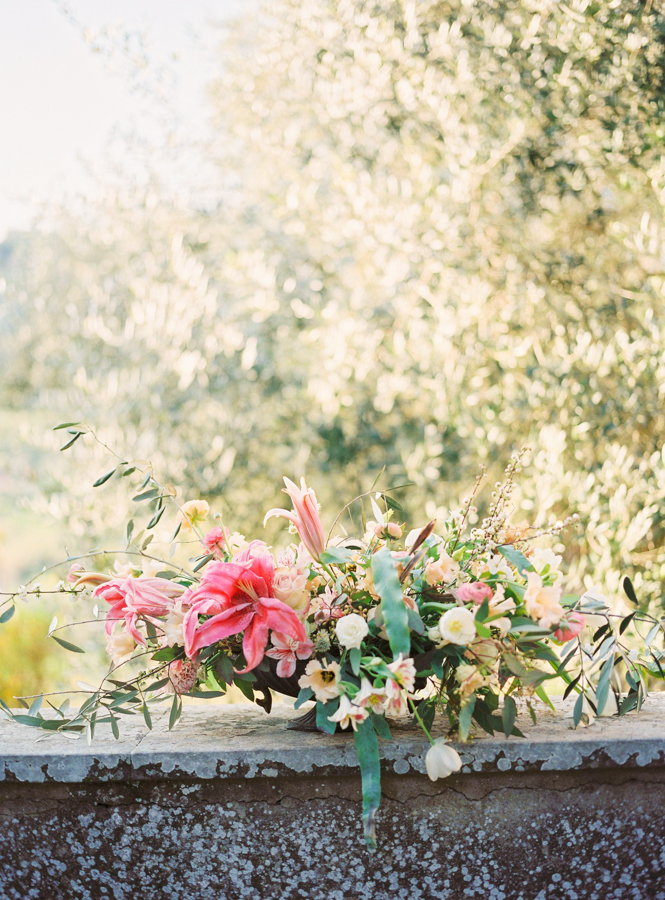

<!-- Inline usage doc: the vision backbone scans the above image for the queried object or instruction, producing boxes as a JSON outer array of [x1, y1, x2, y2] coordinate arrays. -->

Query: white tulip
[[425, 739, 463, 782], [335, 613, 369, 649], [438, 606, 477, 646]]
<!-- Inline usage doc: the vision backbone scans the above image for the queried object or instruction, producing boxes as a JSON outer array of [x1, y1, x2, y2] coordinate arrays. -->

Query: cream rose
[[273, 566, 310, 614], [335, 613, 369, 649], [438, 607, 477, 646]]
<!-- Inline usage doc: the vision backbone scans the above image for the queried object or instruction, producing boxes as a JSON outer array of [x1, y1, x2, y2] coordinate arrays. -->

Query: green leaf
[[595, 656, 614, 715], [52, 635, 85, 653], [145, 677, 170, 692], [645, 623, 660, 647], [12, 714, 45, 727], [133, 488, 160, 502], [563, 672, 581, 700], [168, 694, 181, 730], [316, 698, 338, 734], [53, 421, 81, 431], [214, 654, 235, 686], [28, 695, 43, 717], [60, 431, 83, 451], [535, 684, 556, 711], [623, 576, 638, 605], [142, 703, 152, 730], [384, 495, 404, 513], [572, 691, 585, 728], [147, 506, 166, 530], [497, 545, 534, 576], [369, 711, 392, 741], [110, 713, 120, 740], [475, 597, 490, 623], [122, 467, 137, 477], [619, 612, 636, 635], [0, 604, 15, 624], [502, 695, 517, 738], [152, 647, 182, 662], [169, 521, 182, 543], [319, 547, 355, 566], [350, 647, 361, 676], [458, 694, 476, 741], [405, 606, 425, 635], [93, 468, 117, 488], [142, 534, 154, 550], [294, 687, 314, 709], [126, 519, 134, 542], [235, 678, 254, 702], [193, 553, 213, 572], [354, 717, 382, 851], [474, 620, 492, 639], [186, 691, 226, 699], [371, 547, 410, 660]]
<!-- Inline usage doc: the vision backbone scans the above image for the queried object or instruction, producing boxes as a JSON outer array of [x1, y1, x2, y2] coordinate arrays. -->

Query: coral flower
[[94, 575, 185, 646], [554, 611, 585, 642], [264, 477, 326, 562], [182, 542, 307, 671]]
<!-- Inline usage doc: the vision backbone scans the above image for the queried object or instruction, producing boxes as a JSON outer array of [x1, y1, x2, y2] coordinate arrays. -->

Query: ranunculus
[[524, 571, 564, 629], [272, 566, 310, 614], [457, 582, 493, 605], [203, 527, 226, 556], [298, 659, 341, 702], [327, 694, 369, 731], [438, 607, 477, 646], [554, 611, 585, 642], [335, 613, 369, 649], [182, 541, 307, 671], [265, 632, 314, 677], [425, 553, 460, 586], [425, 739, 463, 781]]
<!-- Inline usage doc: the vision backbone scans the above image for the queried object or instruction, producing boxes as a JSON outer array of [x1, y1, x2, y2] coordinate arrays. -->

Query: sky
[[0, 0, 246, 239]]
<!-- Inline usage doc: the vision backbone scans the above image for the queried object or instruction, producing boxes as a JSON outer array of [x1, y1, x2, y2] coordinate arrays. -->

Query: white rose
[[425, 739, 463, 782], [438, 607, 477, 646], [335, 613, 369, 649]]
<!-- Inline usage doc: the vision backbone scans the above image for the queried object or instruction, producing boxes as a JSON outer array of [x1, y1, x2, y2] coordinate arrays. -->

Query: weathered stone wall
[[2, 699, 665, 900]]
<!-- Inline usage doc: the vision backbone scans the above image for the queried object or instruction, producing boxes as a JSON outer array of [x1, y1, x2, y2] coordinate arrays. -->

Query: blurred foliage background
[[1, 0, 665, 702]]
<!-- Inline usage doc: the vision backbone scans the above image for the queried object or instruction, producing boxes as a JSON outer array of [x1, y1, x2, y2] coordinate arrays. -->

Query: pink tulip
[[182, 542, 307, 671], [457, 582, 494, 605], [265, 632, 314, 678], [553, 611, 585, 642], [264, 477, 326, 562], [94, 575, 185, 646]]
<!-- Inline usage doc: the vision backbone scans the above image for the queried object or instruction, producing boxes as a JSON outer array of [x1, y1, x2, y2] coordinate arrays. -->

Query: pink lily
[[265, 632, 314, 677], [264, 477, 326, 562], [182, 542, 307, 671], [94, 575, 185, 646]]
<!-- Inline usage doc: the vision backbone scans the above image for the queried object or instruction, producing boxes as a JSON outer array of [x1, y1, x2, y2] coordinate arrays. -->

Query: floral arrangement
[[2, 429, 663, 849]]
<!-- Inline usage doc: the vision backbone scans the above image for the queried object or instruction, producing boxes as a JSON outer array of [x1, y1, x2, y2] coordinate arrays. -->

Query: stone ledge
[[2, 692, 665, 785]]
